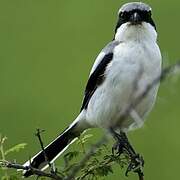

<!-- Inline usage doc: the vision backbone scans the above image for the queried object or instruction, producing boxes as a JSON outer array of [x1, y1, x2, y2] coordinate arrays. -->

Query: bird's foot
[[112, 139, 144, 176], [125, 153, 144, 176], [112, 140, 124, 156], [110, 129, 144, 177]]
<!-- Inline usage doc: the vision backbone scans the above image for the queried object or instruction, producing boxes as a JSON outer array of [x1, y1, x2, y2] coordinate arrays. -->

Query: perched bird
[[23, 2, 162, 177]]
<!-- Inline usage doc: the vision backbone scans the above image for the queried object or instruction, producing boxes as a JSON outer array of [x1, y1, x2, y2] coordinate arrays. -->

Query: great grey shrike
[[23, 2, 162, 177]]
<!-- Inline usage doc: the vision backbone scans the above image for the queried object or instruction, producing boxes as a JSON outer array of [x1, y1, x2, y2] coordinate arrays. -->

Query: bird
[[23, 2, 162, 177]]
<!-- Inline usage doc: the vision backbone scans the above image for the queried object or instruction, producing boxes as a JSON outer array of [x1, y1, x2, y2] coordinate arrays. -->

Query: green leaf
[[4, 143, 27, 156], [63, 151, 80, 168], [9, 175, 20, 180], [64, 151, 79, 162], [82, 134, 93, 141], [76, 134, 93, 145], [95, 165, 113, 177], [1, 175, 19, 180]]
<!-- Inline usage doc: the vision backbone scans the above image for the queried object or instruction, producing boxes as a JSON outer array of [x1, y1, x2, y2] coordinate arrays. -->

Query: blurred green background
[[0, 0, 180, 179]]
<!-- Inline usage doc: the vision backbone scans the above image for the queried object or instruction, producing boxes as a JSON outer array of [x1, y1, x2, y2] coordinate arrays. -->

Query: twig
[[36, 129, 52, 169], [36, 128, 58, 176], [136, 169, 144, 180], [0, 160, 62, 180], [78, 154, 127, 179]]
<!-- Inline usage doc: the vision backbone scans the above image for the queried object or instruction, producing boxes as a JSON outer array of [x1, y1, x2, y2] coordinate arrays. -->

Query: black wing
[[80, 53, 113, 111]]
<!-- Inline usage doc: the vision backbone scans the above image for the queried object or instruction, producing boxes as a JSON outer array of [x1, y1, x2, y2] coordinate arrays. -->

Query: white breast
[[85, 23, 162, 131]]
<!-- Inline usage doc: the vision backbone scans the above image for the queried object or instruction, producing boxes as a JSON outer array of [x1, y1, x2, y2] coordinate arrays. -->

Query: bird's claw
[[125, 154, 144, 176], [110, 130, 144, 177], [112, 141, 124, 156]]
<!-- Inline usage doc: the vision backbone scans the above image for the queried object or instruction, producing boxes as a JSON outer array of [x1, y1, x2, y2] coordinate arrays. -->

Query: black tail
[[23, 124, 80, 177]]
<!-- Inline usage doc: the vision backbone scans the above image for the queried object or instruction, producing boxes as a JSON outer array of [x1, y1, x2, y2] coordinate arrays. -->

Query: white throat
[[115, 22, 157, 43]]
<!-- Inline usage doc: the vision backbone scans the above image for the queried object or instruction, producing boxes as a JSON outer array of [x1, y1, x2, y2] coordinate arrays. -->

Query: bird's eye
[[144, 11, 152, 21], [146, 11, 151, 18], [119, 11, 129, 20], [119, 12, 124, 17]]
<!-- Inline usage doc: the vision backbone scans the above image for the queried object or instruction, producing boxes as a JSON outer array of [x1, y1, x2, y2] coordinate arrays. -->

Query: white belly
[[85, 41, 161, 131]]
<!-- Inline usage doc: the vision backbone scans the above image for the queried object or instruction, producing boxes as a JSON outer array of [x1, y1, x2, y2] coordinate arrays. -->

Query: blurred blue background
[[0, 0, 180, 179]]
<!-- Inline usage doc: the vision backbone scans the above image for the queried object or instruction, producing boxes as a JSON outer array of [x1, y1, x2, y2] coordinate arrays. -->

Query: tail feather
[[23, 123, 80, 177]]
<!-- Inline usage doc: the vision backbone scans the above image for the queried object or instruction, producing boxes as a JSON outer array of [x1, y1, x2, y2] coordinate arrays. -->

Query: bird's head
[[115, 2, 157, 42]]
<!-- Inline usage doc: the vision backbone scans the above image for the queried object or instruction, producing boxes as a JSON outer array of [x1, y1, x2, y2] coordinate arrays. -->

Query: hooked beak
[[130, 12, 142, 24]]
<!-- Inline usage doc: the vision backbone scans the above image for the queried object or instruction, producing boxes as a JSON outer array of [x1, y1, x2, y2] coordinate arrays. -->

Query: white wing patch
[[89, 52, 105, 75]]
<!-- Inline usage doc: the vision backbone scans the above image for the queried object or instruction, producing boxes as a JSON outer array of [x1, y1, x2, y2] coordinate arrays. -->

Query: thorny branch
[[0, 61, 180, 180], [36, 129, 51, 168], [0, 160, 62, 180], [36, 129, 56, 174]]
